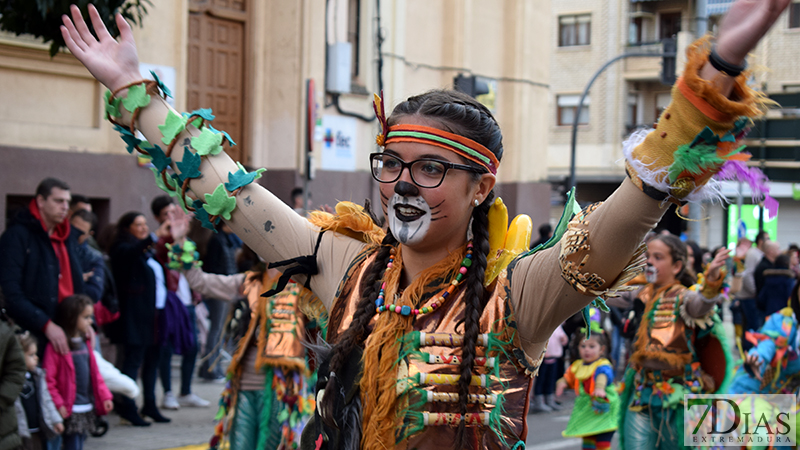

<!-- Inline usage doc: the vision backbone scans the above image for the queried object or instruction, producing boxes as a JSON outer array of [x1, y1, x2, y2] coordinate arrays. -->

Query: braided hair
[[322, 90, 503, 449]]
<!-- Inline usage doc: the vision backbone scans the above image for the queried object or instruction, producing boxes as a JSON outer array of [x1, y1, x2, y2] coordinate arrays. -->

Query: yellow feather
[[504, 214, 532, 254], [487, 197, 508, 260]]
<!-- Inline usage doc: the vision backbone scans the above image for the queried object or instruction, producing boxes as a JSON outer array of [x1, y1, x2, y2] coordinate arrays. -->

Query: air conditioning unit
[[326, 42, 352, 94]]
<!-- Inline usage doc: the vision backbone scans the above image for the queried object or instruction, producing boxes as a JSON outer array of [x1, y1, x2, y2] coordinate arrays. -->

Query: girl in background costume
[[60, 1, 788, 447], [614, 234, 732, 450], [555, 310, 619, 450], [166, 215, 320, 450]]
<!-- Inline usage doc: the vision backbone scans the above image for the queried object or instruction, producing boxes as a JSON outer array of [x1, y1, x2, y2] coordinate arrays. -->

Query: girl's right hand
[[58, 406, 68, 419], [555, 382, 565, 397], [54, 422, 65, 434], [60, 4, 142, 92]]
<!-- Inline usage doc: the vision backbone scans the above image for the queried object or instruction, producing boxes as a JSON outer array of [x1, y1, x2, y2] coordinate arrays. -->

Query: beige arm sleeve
[[510, 179, 667, 354], [184, 269, 246, 302], [594, 373, 608, 392], [121, 95, 368, 310]]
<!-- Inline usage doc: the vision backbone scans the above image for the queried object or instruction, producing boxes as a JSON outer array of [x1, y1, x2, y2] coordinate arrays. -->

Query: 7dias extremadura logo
[[684, 394, 797, 447]]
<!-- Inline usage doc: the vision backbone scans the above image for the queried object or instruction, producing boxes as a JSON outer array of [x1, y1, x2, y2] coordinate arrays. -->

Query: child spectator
[[556, 315, 620, 450], [530, 324, 568, 412], [43, 295, 113, 450], [0, 291, 26, 450], [14, 332, 64, 450]]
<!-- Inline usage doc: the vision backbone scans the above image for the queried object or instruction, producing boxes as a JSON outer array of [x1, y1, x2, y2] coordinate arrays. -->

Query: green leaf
[[668, 142, 725, 183], [192, 199, 219, 231], [113, 124, 142, 154], [191, 128, 224, 156], [150, 70, 172, 98], [144, 144, 172, 172], [188, 108, 215, 122], [158, 110, 188, 145], [224, 163, 266, 191], [121, 83, 151, 114], [176, 147, 202, 181], [104, 90, 122, 118], [203, 184, 237, 220], [208, 124, 237, 147]]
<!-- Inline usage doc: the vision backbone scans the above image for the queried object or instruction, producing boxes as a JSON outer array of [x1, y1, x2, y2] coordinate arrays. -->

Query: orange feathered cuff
[[623, 35, 773, 207]]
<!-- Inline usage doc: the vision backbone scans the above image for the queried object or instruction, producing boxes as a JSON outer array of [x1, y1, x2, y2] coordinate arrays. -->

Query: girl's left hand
[[593, 386, 607, 398], [104, 399, 114, 412], [58, 406, 68, 419], [706, 248, 731, 282]]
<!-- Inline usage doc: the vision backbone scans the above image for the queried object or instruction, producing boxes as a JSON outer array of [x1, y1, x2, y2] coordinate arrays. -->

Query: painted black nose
[[395, 181, 419, 197]]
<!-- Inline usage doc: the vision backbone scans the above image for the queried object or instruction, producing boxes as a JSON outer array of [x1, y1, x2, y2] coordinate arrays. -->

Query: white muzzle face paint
[[645, 266, 658, 284], [387, 194, 432, 246]]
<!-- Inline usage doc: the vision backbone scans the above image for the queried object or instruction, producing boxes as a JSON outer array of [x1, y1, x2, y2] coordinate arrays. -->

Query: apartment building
[[0, 0, 552, 233], [549, 0, 800, 247]]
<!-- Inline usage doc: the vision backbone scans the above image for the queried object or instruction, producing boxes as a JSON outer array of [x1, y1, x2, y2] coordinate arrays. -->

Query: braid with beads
[[320, 231, 398, 428], [455, 195, 493, 448]]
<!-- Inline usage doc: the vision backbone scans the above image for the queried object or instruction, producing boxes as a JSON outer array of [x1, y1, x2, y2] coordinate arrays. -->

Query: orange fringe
[[682, 36, 772, 120], [360, 244, 466, 450], [307, 201, 386, 246], [628, 282, 691, 369]]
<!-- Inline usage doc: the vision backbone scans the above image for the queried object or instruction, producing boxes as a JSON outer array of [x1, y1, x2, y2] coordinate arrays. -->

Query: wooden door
[[187, 0, 247, 163]]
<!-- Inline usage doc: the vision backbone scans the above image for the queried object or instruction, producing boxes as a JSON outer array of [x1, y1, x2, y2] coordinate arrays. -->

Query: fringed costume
[[178, 260, 322, 450], [106, 34, 772, 450], [617, 275, 733, 450]]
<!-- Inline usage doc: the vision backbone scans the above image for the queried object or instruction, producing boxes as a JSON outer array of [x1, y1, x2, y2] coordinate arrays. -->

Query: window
[[629, 17, 644, 44], [790, 2, 800, 29], [627, 94, 639, 130], [659, 12, 681, 40], [559, 14, 591, 47], [347, 0, 360, 77], [557, 94, 590, 126]]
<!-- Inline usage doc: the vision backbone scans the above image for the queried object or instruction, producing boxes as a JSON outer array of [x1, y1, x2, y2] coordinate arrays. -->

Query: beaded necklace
[[375, 242, 474, 317]]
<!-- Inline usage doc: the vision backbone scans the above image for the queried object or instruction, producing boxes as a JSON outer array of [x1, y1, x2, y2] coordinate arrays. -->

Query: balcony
[[623, 42, 663, 81]]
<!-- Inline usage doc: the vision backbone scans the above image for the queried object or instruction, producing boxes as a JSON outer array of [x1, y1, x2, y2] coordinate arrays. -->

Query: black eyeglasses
[[369, 153, 486, 188]]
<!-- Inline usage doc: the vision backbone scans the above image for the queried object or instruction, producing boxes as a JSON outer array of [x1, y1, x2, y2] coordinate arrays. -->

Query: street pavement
[[85, 375, 223, 450]]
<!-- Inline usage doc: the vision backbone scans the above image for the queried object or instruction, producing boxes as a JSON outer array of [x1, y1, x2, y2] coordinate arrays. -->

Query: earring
[[473, 199, 480, 207]]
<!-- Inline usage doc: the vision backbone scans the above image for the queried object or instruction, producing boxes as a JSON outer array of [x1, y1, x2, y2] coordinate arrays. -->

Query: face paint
[[388, 193, 432, 246], [645, 265, 658, 284]]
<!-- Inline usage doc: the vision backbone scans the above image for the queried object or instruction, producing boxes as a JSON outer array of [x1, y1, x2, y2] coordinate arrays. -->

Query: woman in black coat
[[108, 212, 170, 425]]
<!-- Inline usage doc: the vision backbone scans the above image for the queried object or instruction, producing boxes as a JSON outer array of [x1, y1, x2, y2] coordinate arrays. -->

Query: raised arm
[[60, 5, 367, 308], [508, 0, 789, 351]]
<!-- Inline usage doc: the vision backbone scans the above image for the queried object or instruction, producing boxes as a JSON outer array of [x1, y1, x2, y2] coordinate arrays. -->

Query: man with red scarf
[[0, 177, 85, 355]]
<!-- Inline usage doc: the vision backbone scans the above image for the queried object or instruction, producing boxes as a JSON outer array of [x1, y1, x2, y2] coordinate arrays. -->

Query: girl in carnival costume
[[166, 213, 321, 450], [59, 1, 788, 447], [555, 308, 619, 450], [614, 234, 733, 449]]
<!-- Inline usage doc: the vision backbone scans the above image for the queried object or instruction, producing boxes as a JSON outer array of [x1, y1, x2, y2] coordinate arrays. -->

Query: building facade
[[549, 0, 800, 247], [0, 0, 553, 235]]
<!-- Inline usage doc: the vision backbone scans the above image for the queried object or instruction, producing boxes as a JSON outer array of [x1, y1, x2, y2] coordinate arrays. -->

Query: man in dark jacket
[[0, 178, 85, 355]]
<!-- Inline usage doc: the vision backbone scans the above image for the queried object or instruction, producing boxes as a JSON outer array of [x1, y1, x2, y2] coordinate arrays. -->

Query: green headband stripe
[[387, 130, 492, 166]]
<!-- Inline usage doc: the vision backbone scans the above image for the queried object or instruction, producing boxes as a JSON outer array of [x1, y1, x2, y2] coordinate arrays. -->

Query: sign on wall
[[321, 115, 357, 171], [726, 204, 778, 249]]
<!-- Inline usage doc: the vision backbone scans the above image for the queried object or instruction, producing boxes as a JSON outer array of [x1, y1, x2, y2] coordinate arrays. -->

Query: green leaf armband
[[166, 240, 202, 271]]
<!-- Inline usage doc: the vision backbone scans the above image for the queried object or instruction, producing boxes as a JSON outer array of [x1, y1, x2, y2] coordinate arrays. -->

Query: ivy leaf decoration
[[113, 124, 142, 154], [158, 110, 188, 145], [150, 70, 172, 98], [224, 163, 266, 192], [208, 124, 237, 147], [192, 128, 224, 156], [203, 184, 237, 220], [104, 90, 122, 118], [181, 112, 203, 128], [193, 199, 220, 231], [143, 144, 172, 172], [121, 83, 151, 114], [176, 147, 202, 181], [150, 167, 171, 193], [188, 108, 215, 122]]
